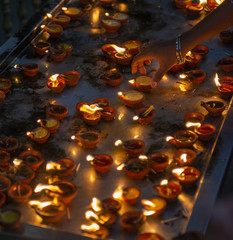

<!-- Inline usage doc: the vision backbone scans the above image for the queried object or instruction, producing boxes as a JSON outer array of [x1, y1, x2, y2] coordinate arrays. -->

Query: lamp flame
[[180, 154, 188, 163], [117, 163, 125, 171], [105, 12, 109, 17], [85, 210, 99, 221], [115, 139, 122, 146], [186, 121, 201, 128], [133, 115, 139, 121], [166, 136, 173, 142], [128, 79, 135, 84], [118, 91, 123, 96], [143, 210, 156, 216], [46, 161, 63, 171], [34, 183, 63, 193], [214, 73, 220, 87], [91, 197, 103, 212], [86, 155, 95, 162], [47, 13, 52, 19], [41, 25, 45, 29], [113, 187, 123, 199], [81, 223, 100, 232], [92, 7, 100, 28], [71, 135, 76, 140], [111, 45, 126, 54], [80, 104, 102, 114], [139, 155, 148, 160], [161, 179, 168, 185], [199, 0, 207, 4], [13, 158, 22, 167], [62, 7, 67, 11], [29, 198, 59, 210], [141, 199, 156, 208], [118, 113, 124, 120], [49, 74, 59, 87], [216, 0, 224, 5], [179, 74, 186, 79], [172, 168, 184, 175]]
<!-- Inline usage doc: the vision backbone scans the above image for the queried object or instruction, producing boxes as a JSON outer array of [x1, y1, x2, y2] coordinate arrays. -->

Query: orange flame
[[86, 155, 95, 162], [172, 168, 184, 175], [160, 179, 168, 185], [13, 158, 23, 167], [141, 199, 156, 208], [49, 74, 59, 87], [34, 183, 63, 193], [186, 121, 201, 128], [214, 73, 220, 87], [166, 136, 173, 142], [81, 223, 100, 232], [143, 209, 155, 216], [80, 104, 102, 114], [180, 154, 188, 163], [111, 45, 126, 54], [91, 197, 103, 212], [47, 13, 52, 19], [117, 163, 125, 171], [46, 161, 64, 171], [113, 187, 123, 199]]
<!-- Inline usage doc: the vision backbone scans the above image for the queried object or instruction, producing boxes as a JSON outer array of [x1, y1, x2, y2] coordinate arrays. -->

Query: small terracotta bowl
[[122, 187, 141, 205], [200, 100, 226, 117], [191, 45, 208, 58], [167, 130, 198, 147], [0, 137, 18, 153], [47, 78, 66, 93], [217, 57, 233, 72], [101, 44, 117, 59], [102, 198, 121, 213], [131, 76, 152, 92], [56, 43, 72, 55], [141, 197, 167, 216], [111, 12, 129, 25], [51, 15, 71, 27], [187, 70, 206, 84], [90, 154, 113, 173], [114, 52, 133, 66], [21, 63, 39, 77], [185, 52, 202, 68], [120, 211, 145, 231], [184, 112, 205, 124], [46, 104, 68, 120], [0, 162, 12, 175], [8, 183, 32, 203], [122, 139, 145, 157], [122, 41, 142, 55], [0, 208, 22, 229], [44, 24, 63, 38], [103, 69, 123, 87], [118, 90, 144, 108], [73, 132, 100, 148], [101, 107, 116, 121], [14, 164, 35, 184], [39, 118, 60, 133], [57, 158, 76, 177], [19, 150, 43, 171], [194, 123, 216, 141], [149, 153, 169, 172], [173, 148, 196, 166], [62, 7, 81, 20], [33, 41, 50, 55], [0, 78, 12, 93], [58, 71, 80, 86], [219, 30, 233, 44], [134, 107, 155, 125], [49, 49, 66, 62], [27, 127, 50, 144], [102, 19, 121, 33], [83, 111, 101, 125], [186, 4, 203, 16]]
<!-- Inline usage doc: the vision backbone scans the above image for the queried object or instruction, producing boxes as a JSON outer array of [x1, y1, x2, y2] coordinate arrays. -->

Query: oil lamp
[[46, 13, 71, 27], [86, 154, 113, 173], [27, 127, 50, 144], [71, 132, 100, 148], [141, 198, 167, 216], [184, 112, 205, 124], [121, 187, 141, 205], [0, 137, 18, 152], [110, 12, 129, 25], [185, 51, 202, 68], [0, 150, 10, 163], [0, 90, 5, 104], [92, 98, 109, 107], [37, 118, 60, 134], [149, 153, 169, 172], [120, 211, 146, 231], [85, 210, 116, 227], [41, 24, 63, 38], [186, 4, 203, 16], [191, 45, 209, 58], [219, 30, 233, 44], [46, 103, 68, 120], [0, 176, 11, 193], [8, 183, 32, 203], [133, 106, 155, 125], [200, 100, 226, 117], [14, 63, 39, 77], [118, 90, 144, 108], [180, 70, 206, 84], [56, 43, 72, 55], [49, 49, 66, 62], [154, 179, 182, 202], [19, 149, 43, 170], [214, 73, 233, 98], [33, 41, 50, 55], [194, 123, 216, 141], [112, 45, 133, 65], [0, 208, 22, 229], [0, 78, 12, 93], [122, 40, 141, 55], [101, 44, 118, 59], [102, 69, 123, 87], [101, 106, 116, 121], [102, 198, 121, 213], [137, 233, 165, 240], [216, 57, 233, 72], [129, 75, 152, 92], [47, 74, 66, 93], [81, 223, 109, 239], [62, 7, 81, 20], [80, 104, 102, 125], [102, 19, 121, 33], [173, 149, 196, 166], [58, 71, 80, 86]]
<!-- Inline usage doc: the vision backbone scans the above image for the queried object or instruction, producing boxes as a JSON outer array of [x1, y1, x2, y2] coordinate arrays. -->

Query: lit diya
[[122, 40, 141, 55], [110, 12, 129, 25], [137, 232, 165, 240], [174, 0, 192, 9], [172, 166, 200, 187], [122, 187, 141, 205], [102, 198, 121, 213], [0, 78, 12, 93], [0, 176, 11, 193], [27, 127, 50, 144], [41, 24, 63, 38], [102, 69, 123, 87], [118, 90, 144, 108], [86, 154, 113, 173], [0, 208, 22, 229], [46, 104, 68, 120], [30, 198, 66, 223], [58, 71, 80, 86], [184, 112, 205, 125], [219, 30, 233, 44], [56, 43, 72, 55], [114, 47, 133, 65], [173, 148, 196, 166], [71, 132, 100, 148], [49, 49, 66, 62], [216, 57, 233, 72], [149, 153, 169, 172], [46, 158, 75, 177], [185, 51, 202, 68], [37, 118, 60, 134], [133, 106, 155, 125], [0, 150, 10, 163], [200, 100, 226, 117], [14, 63, 39, 77], [62, 7, 81, 20], [8, 183, 32, 203], [186, 4, 203, 16], [47, 13, 71, 27], [0, 137, 18, 153], [80, 104, 102, 125], [194, 123, 216, 141], [33, 41, 51, 55], [76, 102, 90, 114], [115, 139, 145, 157], [102, 19, 121, 33], [101, 44, 118, 59], [19, 150, 43, 170], [215, 74, 233, 98], [120, 211, 146, 231], [85, 210, 116, 227], [141, 197, 167, 216], [166, 130, 198, 147], [154, 180, 182, 202], [92, 98, 109, 107], [179, 70, 206, 84], [169, 62, 185, 72], [81, 223, 109, 239], [129, 75, 152, 92], [0, 90, 5, 104], [191, 45, 209, 58], [101, 106, 116, 121], [47, 74, 66, 93], [0, 192, 6, 207]]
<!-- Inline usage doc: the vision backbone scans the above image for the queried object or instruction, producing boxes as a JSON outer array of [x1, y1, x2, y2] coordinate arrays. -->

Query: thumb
[[151, 65, 169, 88]]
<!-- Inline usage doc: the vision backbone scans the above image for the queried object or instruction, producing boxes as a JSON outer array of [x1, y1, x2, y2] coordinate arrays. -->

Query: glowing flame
[[105, 12, 109, 17], [115, 139, 122, 146], [117, 163, 125, 171], [133, 115, 139, 121], [128, 79, 135, 84], [199, 0, 207, 4], [86, 155, 95, 162], [186, 51, 192, 57], [34, 183, 63, 193], [172, 168, 184, 175], [91, 197, 103, 212], [118, 113, 124, 120], [49, 74, 59, 87], [26, 131, 33, 137], [47, 13, 52, 18], [14, 64, 20, 69], [51, 100, 56, 105], [46, 161, 63, 171], [37, 119, 42, 124], [29, 198, 59, 210], [161, 179, 168, 185], [113, 187, 123, 199], [13, 158, 23, 167], [186, 122, 201, 128], [180, 154, 188, 163], [118, 91, 123, 96], [216, 0, 224, 5], [80, 104, 102, 114], [71, 135, 76, 140], [134, 135, 139, 139], [214, 73, 220, 87], [179, 74, 186, 79], [81, 223, 100, 232], [92, 7, 100, 28], [139, 155, 148, 160], [62, 7, 67, 11], [141, 199, 156, 208], [41, 25, 45, 29], [143, 210, 155, 216], [166, 136, 173, 142], [85, 210, 99, 220], [111, 45, 126, 54]]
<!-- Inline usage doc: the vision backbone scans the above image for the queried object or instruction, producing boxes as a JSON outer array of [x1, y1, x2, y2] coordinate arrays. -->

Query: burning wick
[[41, 24, 46, 29], [71, 135, 78, 141], [13, 158, 23, 167], [37, 119, 44, 127], [46, 161, 64, 171], [112, 187, 123, 199], [161, 179, 168, 185], [180, 154, 187, 163], [166, 136, 174, 142], [34, 183, 63, 193], [105, 12, 109, 17], [114, 139, 122, 146], [47, 13, 52, 19], [80, 104, 102, 114], [91, 197, 103, 212], [14, 64, 22, 70], [81, 223, 100, 233], [86, 155, 95, 162], [139, 155, 148, 161], [62, 7, 67, 11], [49, 74, 59, 88], [116, 163, 125, 171], [179, 73, 187, 79], [172, 168, 184, 176], [185, 121, 201, 128], [26, 131, 34, 137], [128, 79, 135, 84]]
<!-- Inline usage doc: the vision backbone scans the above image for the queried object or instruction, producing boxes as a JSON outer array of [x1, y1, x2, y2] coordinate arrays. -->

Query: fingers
[[131, 57, 151, 74], [151, 64, 169, 88]]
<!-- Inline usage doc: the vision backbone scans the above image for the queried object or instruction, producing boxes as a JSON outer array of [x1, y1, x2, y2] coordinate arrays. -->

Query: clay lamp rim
[[111, 12, 129, 24], [14, 163, 35, 184], [49, 48, 66, 56], [135, 106, 155, 120], [102, 198, 121, 213], [137, 232, 165, 240], [120, 211, 146, 229], [118, 90, 144, 102], [21, 63, 39, 71], [122, 139, 145, 151], [59, 71, 80, 81], [122, 187, 141, 204], [101, 106, 116, 115], [48, 104, 68, 114], [101, 44, 118, 56], [73, 131, 100, 144], [200, 100, 226, 114], [52, 14, 71, 21], [0, 137, 18, 153], [92, 98, 109, 107], [0, 176, 11, 192], [0, 150, 10, 163], [57, 158, 76, 176], [122, 40, 142, 50], [19, 150, 43, 170], [171, 130, 198, 145], [194, 123, 216, 135], [44, 24, 63, 33], [184, 112, 205, 123], [91, 154, 113, 167], [0, 78, 12, 90], [0, 162, 12, 174], [33, 41, 51, 49], [173, 148, 196, 166], [103, 69, 123, 81], [62, 7, 81, 16], [173, 166, 200, 183], [141, 197, 167, 215], [39, 118, 60, 130], [8, 183, 32, 200], [102, 19, 121, 27], [30, 127, 50, 140], [0, 208, 22, 228], [149, 153, 169, 164]]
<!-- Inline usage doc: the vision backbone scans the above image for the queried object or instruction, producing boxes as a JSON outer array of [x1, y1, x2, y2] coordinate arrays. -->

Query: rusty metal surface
[[0, 0, 233, 239]]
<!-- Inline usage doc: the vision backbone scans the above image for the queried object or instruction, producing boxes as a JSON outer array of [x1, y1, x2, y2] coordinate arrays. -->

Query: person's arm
[[131, 0, 233, 87]]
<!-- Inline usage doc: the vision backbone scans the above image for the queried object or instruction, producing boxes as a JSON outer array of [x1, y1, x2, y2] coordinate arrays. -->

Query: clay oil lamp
[[62, 7, 81, 20], [102, 197, 121, 213], [129, 75, 152, 92], [29, 198, 66, 223], [32, 41, 51, 55], [217, 57, 233, 72], [46, 158, 75, 177], [49, 49, 66, 62], [101, 106, 116, 121], [110, 12, 129, 25], [79, 104, 102, 125], [149, 153, 169, 172], [81, 223, 109, 239], [0, 90, 5, 104], [86, 154, 113, 173], [8, 183, 32, 203], [47, 74, 66, 93], [185, 51, 202, 68], [174, 0, 192, 9], [184, 112, 205, 127], [85, 210, 116, 227], [173, 148, 196, 166], [102, 69, 123, 87], [166, 130, 198, 147], [121, 187, 141, 205], [46, 103, 68, 120], [41, 24, 63, 38], [180, 70, 206, 84], [0, 78, 12, 93], [219, 30, 233, 44], [102, 19, 121, 33], [133, 105, 155, 125], [46, 13, 71, 28], [71, 131, 100, 148], [176, 76, 194, 92], [194, 123, 216, 141], [200, 100, 226, 117], [120, 211, 146, 231], [0, 150, 10, 163], [186, 4, 203, 16], [0, 192, 6, 207], [172, 166, 200, 187], [137, 232, 165, 240], [37, 118, 60, 134], [14, 63, 39, 77], [115, 139, 145, 157], [101, 44, 118, 59], [19, 149, 43, 171], [27, 127, 50, 144], [113, 46, 133, 65], [141, 198, 167, 217], [214, 73, 233, 98], [0, 209, 22, 229], [118, 90, 144, 108], [0, 137, 18, 153], [0, 176, 11, 193], [92, 98, 109, 108], [169, 62, 185, 72], [191, 45, 209, 58], [58, 70, 80, 87], [154, 179, 182, 202], [122, 40, 142, 55], [76, 101, 90, 114], [56, 43, 72, 55]]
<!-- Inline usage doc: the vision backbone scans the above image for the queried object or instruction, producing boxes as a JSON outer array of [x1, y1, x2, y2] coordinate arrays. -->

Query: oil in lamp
[[200, 100, 226, 117], [47, 74, 66, 93], [219, 30, 233, 44], [129, 75, 152, 92], [0, 90, 5, 104], [37, 118, 60, 134], [191, 45, 209, 58], [101, 106, 116, 121], [141, 198, 167, 216], [92, 98, 109, 107], [0, 137, 18, 152], [41, 24, 63, 38], [102, 19, 121, 33], [0, 208, 22, 229], [102, 69, 123, 87], [122, 40, 141, 55], [0, 78, 12, 93], [71, 131, 100, 148], [133, 106, 155, 125], [46, 159, 75, 177], [62, 7, 81, 20], [110, 12, 129, 25], [46, 13, 71, 28], [58, 70, 80, 86], [0, 192, 6, 207], [0, 175, 11, 193], [81, 223, 109, 239], [137, 232, 165, 240], [32, 41, 51, 55], [214, 73, 233, 98], [120, 211, 146, 231], [154, 179, 182, 202], [8, 183, 32, 203], [173, 148, 196, 166], [86, 154, 113, 173], [194, 123, 216, 141], [14, 63, 39, 77], [19, 149, 43, 171], [27, 127, 50, 144], [112, 45, 133, 65], [149, 153, 169, 172], [0, 150, 10, 163], [185, 51, 202, 68], [46, 103, 68, 120], [216, 57, 233, 72], [172, 167, 200, 187], [49, 49, 67, 62], [118, 90, 144, 108], [122, 187, 141, 205], [102, 197, 121, 213], [79, 104, 102, 125]]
